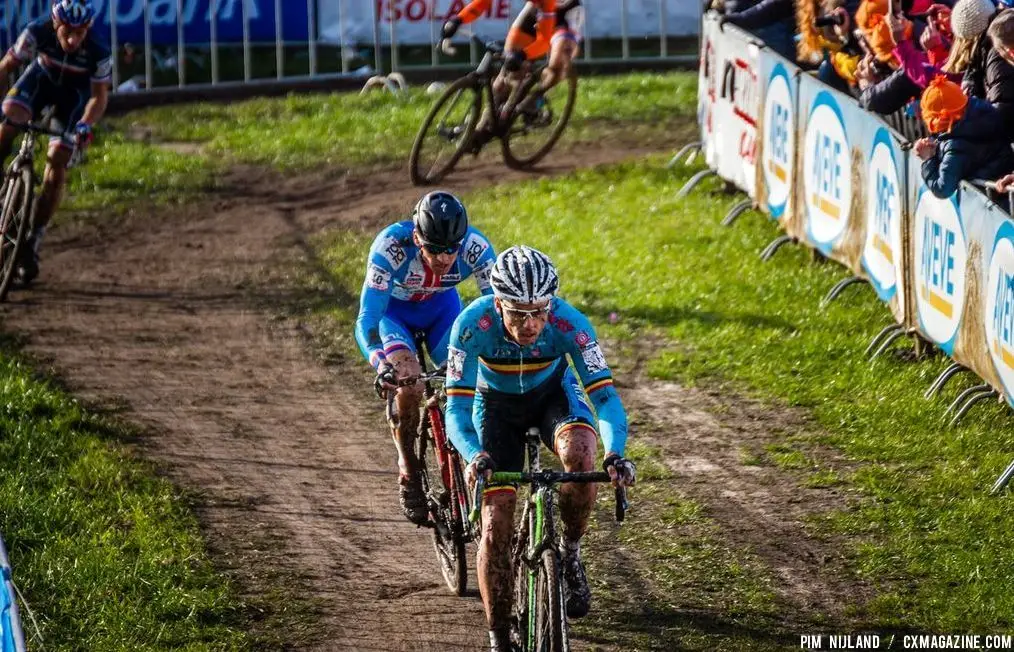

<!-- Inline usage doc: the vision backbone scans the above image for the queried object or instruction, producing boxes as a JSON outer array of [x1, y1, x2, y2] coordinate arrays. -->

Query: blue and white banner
[[757, 49, 798, 223], [0, 535, 26, 652], [2, 0, 312, 51]]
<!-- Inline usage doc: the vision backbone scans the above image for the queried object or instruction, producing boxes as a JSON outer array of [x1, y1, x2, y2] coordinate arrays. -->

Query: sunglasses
[[420, 241, 459, 255], [501, 304, 552, 321]]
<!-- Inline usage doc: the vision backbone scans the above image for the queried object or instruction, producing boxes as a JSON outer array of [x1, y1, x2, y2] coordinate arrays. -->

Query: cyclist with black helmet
[[444, 245, 635, 652], [355, 191, 497, 525], [0, 0, 110, 284]]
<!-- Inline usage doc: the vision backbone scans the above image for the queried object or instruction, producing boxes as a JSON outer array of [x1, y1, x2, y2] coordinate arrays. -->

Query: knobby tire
[[0, 167, 33, 302], [409, 76, 482, 186], [501, 69, 578, 170]]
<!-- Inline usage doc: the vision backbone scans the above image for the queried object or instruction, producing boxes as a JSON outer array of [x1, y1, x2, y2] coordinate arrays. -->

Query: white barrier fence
[[2, 0, 701, 92], [688, 11, 1014, 452]]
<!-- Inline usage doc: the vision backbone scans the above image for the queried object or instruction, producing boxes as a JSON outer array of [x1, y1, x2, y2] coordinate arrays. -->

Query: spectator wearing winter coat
[[915, 76, 1014, 199], [720, 0, 796, 60], [979, 8, 1014, 141]]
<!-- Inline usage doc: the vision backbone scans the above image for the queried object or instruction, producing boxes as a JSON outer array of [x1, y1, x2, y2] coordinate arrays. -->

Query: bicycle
[[470, 427, 628, 652], [0, 110, 79, 301], [384, 333, 477, 595], [409, 33, 579, 186]]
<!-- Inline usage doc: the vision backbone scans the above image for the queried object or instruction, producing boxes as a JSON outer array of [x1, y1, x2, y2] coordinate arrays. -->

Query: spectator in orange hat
[[915, 76, 1014, 198]]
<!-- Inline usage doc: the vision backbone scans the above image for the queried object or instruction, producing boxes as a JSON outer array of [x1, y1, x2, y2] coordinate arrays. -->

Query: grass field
[[0, 348, 249, 650], [315, 157, 1014, 635]]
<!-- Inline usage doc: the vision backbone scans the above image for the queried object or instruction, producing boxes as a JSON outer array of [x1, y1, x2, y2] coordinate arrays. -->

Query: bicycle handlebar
[[387, 369, 446, 388], [0, 116, 69, 140], [469, 472, 628, 524]]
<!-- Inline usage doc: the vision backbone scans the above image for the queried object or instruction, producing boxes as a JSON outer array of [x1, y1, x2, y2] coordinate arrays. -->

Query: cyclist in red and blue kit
[[356, 191, 497, 525]]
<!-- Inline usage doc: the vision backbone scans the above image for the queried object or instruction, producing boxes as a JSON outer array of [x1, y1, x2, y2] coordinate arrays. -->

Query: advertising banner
[[756, 48, 798, 224], [698, 12, 721, 170], [708, 21, 762, 198], [0, 535, 26, 652]]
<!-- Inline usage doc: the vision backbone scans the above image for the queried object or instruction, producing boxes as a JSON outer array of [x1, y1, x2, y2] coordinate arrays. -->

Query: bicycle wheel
[[417, 413, 468, 596], [0, 167, 33, 302], [501, 68, 578, 170], [533, 549, 568, 652], [409, 76, 482, 186]]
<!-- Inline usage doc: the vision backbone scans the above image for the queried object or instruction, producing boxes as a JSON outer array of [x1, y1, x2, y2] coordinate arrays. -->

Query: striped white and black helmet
[[490, 246, 559, 304], [52, 0, 95, 27]]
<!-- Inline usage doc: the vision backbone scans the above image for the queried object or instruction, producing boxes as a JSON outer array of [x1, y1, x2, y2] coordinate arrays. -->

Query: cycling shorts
[[2, 62, 88, 152], [379, 289, 462, 365], [474, 364, 596, 475]]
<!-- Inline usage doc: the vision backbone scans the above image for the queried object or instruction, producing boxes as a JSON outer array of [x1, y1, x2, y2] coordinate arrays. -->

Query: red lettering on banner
[[739, 132, 756, 163], [495, 0, 510, 18], [376, 0, 508, 22], [406, 0, 426, 21]]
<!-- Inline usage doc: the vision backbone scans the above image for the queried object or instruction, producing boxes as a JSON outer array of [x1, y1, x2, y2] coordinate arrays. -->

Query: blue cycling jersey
[[444, 294, 628, 463], [9, 18, 112, 90], [355, 221, 496, 369]]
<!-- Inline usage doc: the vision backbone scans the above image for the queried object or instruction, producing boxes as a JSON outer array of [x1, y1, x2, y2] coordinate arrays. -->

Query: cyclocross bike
[[385, 333, 477, 595], [471, 427, 628, 652], [0, 110, 79, 301], [409, 33, 578, 185]]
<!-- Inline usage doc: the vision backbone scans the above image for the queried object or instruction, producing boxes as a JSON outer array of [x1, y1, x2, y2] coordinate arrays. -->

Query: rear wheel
[[409, 76, 482, 186], [418, 418, 468, 596], [0, 167, 33, 302], [501, 68, 578, 170]]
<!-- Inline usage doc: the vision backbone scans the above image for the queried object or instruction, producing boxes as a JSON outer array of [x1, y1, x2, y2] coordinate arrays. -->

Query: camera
[[814, 13, 846, 28]]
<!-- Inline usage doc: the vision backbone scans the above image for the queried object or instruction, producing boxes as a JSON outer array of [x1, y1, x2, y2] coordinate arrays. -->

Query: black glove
[[442, 16, 462, 40], [603, 454, 636, 486], [374, 362, 397, 399], [504, 49, 526, 72]]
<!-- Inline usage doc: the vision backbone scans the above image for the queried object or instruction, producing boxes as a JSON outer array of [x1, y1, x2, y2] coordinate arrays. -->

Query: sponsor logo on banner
[[914, 189, 966, 352], [987, 222, 1014, 402], [732, 56, 759, 182], [803, 91, 851, 249], [763, 63, 793, 218], [862, 128, 902, 301]]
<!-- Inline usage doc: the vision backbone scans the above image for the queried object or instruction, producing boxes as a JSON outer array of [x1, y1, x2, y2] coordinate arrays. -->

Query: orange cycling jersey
[[456, 0, 567, 61]]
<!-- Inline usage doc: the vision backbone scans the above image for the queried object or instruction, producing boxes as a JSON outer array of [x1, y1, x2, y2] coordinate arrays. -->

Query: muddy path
[[0, 134, 870, 649]]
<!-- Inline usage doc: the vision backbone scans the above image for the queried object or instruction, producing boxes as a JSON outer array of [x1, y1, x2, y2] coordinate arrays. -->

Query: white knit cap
[[951, 0, 997, 38]]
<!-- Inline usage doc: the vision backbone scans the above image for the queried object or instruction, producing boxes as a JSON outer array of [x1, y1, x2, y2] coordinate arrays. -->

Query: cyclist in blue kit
[[0, 0, 110, 284], [443, 245, 636, 652], [355, 191, 496, 525]]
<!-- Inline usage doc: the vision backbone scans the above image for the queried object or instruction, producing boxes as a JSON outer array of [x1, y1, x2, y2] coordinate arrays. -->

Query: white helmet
[[490, 246, 559, 304]]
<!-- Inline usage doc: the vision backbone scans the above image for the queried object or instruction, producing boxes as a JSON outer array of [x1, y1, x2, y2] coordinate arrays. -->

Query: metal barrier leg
[[721, 199, 752, 227], [924, 362, 968, 399], [990, 458, 1014, 495], [820, 276, 868, 309], [759, 235, 795, 262], [944, 383, 991, 417], [949, 389, 998, 427], [675, 169, 716, 201], [864, 324, 903, 358], [870, 327, 907, 360], [667, 142, 702, 169]]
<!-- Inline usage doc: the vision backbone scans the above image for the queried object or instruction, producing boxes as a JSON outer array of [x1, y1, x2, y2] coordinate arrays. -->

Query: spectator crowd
[[711, 0, 1014, 199]]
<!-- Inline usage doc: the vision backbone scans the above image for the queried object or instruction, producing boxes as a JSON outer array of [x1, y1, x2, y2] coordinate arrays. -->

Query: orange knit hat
[[921, 75, 970, 133], [855, 0, 890, 31]]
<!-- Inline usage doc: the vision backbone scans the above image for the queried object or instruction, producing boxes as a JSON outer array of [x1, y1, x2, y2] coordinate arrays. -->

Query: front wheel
[[501, 68, 578, 170], [0, 167, 33, 302], [418, 417, 468, 596], [409, 76, 482, 185]]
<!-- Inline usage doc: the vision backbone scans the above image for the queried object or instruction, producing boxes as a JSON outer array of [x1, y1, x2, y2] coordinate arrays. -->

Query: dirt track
[[0, 138, 869, 649]]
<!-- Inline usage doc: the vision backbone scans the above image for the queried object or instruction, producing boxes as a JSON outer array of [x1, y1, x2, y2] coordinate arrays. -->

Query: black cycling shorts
[[474, 365, 596, 475]]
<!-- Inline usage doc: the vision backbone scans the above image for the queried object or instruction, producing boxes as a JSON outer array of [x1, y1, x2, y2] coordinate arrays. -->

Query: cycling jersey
[[456, 0, 562, 61], [444, 294, 628, 464], [7, 18, 111, 91], [355, 221, 496, 369]]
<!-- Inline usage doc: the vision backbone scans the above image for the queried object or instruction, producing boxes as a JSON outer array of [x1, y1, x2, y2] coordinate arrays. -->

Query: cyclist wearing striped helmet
[[444, 245, 635, 652], [0, 0, 110, 284]]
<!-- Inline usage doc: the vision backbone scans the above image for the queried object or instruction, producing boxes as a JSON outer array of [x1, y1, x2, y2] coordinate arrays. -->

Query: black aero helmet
[[413, 191, 468, 248]]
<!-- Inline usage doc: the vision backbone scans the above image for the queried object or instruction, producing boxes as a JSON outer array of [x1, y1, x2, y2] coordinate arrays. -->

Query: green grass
[[315, 157, 1014, 631], [0, 348, 249, 650]]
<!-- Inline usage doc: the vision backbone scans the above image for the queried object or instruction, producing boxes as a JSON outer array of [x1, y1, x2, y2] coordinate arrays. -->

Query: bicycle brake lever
[[469, 476, 486, 523], [615, 486, 628, 523]]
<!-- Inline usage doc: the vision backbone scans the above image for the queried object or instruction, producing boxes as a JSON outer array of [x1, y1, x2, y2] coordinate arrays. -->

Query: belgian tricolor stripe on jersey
[[446, 387, 476, 398], [585, 376, 614, 395], [479, 357, 558, 375]]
